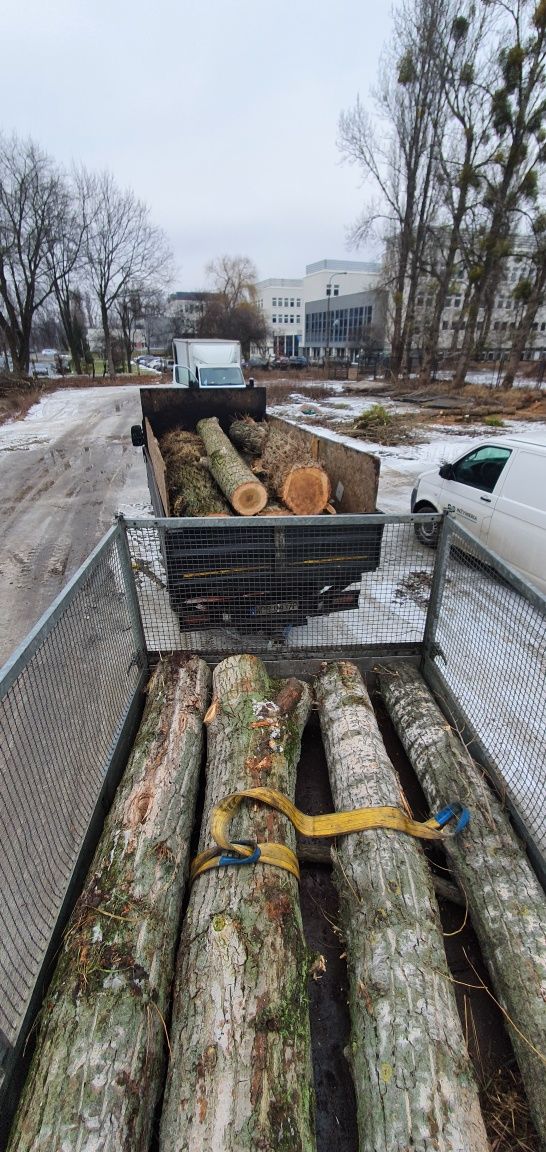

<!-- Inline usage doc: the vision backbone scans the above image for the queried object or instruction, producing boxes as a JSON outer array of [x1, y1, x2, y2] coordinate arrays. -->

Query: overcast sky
[[1, 0, 392, 290]]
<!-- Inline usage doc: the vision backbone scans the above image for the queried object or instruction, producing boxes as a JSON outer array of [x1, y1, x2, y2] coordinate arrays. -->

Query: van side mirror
[[439, 462, 454, 480]]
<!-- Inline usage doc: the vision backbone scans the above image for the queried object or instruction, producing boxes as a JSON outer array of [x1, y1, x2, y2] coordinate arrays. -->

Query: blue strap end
[[219, 839, 261, 868], [434, 802, 470, 835]]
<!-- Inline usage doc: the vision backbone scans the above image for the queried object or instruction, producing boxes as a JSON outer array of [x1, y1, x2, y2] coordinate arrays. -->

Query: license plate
[[255, 600, 299, 616]]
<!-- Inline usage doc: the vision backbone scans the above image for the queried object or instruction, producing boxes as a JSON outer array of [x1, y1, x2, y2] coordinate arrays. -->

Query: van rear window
[[451, 446, 512, 493]]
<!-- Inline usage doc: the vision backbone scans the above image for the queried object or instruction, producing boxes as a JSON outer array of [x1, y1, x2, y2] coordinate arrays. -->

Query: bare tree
[[205, 254, 258, 308], [339, 0, 451, 376], [0, 134, 63, 373], [452, 0, 546, 387], [80, 170, 171, 377], [46, 174, 90, 373]]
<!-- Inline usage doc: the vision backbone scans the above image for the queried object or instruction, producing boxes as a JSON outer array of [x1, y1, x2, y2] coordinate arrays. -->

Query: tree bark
[[379, 662, 546, 1147], [261, 424, 330, 515], [168, 461, 231, 517], [100, 299, 116, 379], [8, 655, 211, 1152], [159, 654, 315, 1152], [197, 417, 268, 514], [315, 661, 489, 1152], [228, 417, 268, 457]]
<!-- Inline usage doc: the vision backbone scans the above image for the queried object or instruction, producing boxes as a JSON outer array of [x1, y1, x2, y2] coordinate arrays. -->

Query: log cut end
[[281, 464, 331, 515], [231, 480, 268, 515]]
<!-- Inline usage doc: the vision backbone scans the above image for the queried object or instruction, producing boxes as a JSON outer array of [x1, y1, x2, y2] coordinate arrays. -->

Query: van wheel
[[414, 504, 440, 547]]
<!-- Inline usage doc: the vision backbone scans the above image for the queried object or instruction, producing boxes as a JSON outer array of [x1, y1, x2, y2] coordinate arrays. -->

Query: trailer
[[1, 476, 545, 1149], [130, 385, 384, 631]]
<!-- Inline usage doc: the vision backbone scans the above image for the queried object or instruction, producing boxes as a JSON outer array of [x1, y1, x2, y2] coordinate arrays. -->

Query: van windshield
[[451, 446, 512, 493], [198, 367, 244, 387]]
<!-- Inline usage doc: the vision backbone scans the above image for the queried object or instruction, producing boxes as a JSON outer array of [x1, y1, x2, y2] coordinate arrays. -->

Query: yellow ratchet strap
[[190, 787, 470, 884]]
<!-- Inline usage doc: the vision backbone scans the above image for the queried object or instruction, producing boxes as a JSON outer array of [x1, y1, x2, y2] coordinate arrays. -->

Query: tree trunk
[[502, 261, 546, 388], [168, 461, 231, 517], [315, 661, 489, 1152], [100, 300, 116, 379], [8, 655, 211, 1152], [159, 654, 315, 1152], [228, 417, 268, 456], [379, 662, 546, 1147], [197, 417, 268, 514], [261, 424, 330, 515]]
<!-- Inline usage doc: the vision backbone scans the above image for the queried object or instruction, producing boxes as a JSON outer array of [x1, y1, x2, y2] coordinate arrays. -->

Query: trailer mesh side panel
[[124, 515, 437, 656], [423, 519, 546, 860], [0, 530, 143, 1076]]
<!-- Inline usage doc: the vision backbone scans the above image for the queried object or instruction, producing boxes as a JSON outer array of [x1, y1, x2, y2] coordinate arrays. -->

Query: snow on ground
[[268, 390, 546, 512]]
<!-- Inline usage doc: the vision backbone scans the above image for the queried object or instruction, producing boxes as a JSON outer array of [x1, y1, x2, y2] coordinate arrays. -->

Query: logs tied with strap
[[190, 786, 469, 883]]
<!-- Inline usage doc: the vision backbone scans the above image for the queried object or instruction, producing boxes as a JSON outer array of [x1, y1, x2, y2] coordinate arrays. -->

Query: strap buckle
[[218, 839, 261, 868], [434, 802, 470, 835]]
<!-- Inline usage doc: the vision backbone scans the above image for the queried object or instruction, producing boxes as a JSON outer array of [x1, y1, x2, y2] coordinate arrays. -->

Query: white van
[[410, 437, 546, 595]]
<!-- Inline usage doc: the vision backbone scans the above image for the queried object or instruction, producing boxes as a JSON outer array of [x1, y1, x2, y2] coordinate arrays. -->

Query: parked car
[[411, 436, 546, 594], [271, 355, 290, 369], [248, 356, 269, 369], [288, 355, 308, 368]]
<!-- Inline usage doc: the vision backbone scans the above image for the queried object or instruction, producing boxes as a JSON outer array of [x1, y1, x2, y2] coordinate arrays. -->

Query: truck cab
[[172, 338, 247, 389]]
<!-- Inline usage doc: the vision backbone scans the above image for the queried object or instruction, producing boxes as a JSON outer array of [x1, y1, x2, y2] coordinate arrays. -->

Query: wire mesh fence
[[0, 527, 146, 1086], [1, 509, 545, 1109], [422, 517, 546, 861], [124, 514, 438, 657]]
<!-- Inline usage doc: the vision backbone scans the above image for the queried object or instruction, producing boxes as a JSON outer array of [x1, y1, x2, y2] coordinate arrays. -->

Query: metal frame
[[1, 509, 544, 1129]]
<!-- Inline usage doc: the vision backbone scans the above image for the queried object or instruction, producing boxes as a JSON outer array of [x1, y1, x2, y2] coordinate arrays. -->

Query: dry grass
[[479, 1065, 540, 1151], [263, 380, 336, 406]]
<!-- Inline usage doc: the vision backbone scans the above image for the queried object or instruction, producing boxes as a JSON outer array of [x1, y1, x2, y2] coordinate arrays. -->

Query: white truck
[[172, 338, 247, 388]]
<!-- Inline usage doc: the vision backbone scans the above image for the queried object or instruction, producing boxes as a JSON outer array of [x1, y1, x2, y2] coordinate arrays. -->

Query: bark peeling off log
[[160, 654, 315, 1152], [8, 655, 211, 1152], [315, 661, 489, 1152], [379, 662, 546, 1147]]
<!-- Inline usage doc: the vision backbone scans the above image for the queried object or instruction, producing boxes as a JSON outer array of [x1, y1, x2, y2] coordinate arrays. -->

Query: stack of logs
[[161, 416, 333, 517], [8, 656, 546, 1152]]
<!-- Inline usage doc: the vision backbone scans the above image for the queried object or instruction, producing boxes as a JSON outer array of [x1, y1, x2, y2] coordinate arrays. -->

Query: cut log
[[159, 654, 315, 1152], [315, 661, 489, 1152], [261, 423, 330, 514], [197, 417, 268, 514], [257, 502, 294, 516], [170, 460, 231, 517], [379, 662, 546, 1147], [7, 656, 211, 1152], [228, 416, 268, 456]]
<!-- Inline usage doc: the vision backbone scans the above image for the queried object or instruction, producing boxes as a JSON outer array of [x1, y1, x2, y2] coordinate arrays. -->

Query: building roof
[[305, 258, 381, 274]]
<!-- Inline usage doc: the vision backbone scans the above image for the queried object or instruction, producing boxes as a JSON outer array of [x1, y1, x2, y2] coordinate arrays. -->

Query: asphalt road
[[0, 385, 150, 665]]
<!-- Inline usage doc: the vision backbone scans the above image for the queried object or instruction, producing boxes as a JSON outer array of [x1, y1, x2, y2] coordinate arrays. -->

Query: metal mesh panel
[[423, 519, 546, 858], [0, 528, 144, 1069], [125, 515, 438, 657]]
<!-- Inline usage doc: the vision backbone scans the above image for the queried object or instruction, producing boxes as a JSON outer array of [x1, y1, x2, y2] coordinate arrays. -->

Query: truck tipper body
[[132, 385, 383, 631], [172, 338, 246, 388]]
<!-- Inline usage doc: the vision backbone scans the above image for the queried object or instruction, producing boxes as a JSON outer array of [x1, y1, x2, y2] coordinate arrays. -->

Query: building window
[[296, 315, 300, 323], [442, 321, 449, 330], [272, 298, 277, 306], [297, 298, 301, 306], [285, 315, 288, 323], [417, 295, 424, 306], [454, 297, 461, 308], [445, 298, 452, 308], [284, 298, 288, 307], [290, 316, 294, 323], [290, 298, 294, 306], [333, 286, 339, 296], [272, 316, 276, 323]]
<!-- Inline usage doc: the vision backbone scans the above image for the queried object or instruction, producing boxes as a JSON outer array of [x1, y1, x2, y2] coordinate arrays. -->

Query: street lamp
[[325, 271, 347, 367]]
